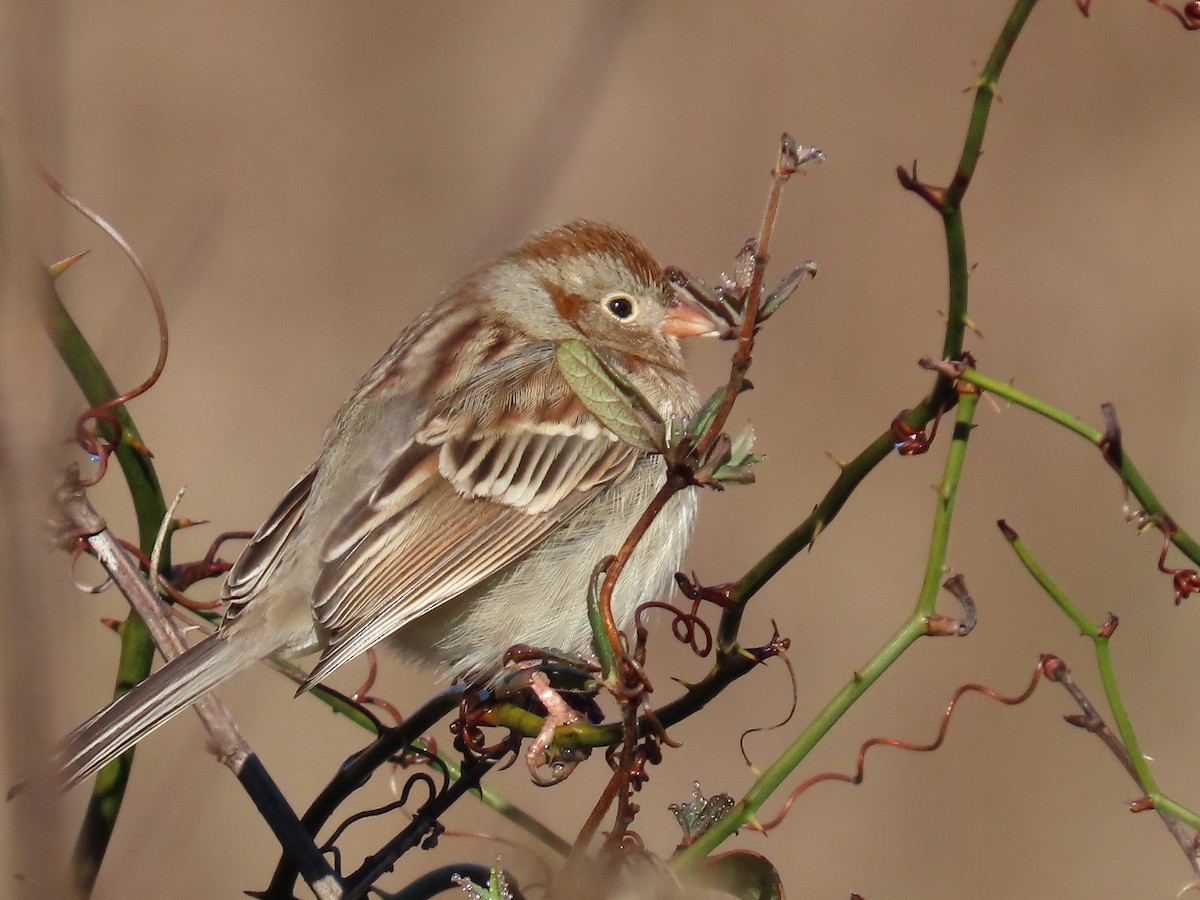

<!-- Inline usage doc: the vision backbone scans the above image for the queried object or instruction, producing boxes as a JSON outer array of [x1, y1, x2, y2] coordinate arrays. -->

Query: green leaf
[[555, 340, 662, 452], [686, 381, 753, 444], [683, 851, 785, 900], [759, 260, 817, 321]]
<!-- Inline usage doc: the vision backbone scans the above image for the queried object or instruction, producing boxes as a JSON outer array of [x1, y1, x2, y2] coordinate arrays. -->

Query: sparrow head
[[486, 220, 721, 369]]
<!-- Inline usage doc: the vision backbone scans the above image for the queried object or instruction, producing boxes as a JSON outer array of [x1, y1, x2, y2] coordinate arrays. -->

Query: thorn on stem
[[49, 250, 90, 279], [1099, 402, 1123, 471], [1129, 796, 1156, 813], [825, 450, 849, 471], [896, 160, 947, 210], [1098, 614, 1119, 639], [937, 308, 985, 338], [996, 519, 1018, 542]]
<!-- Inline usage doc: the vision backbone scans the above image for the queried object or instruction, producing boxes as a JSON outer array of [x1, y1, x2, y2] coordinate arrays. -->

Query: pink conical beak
[[660, 296, 723, 339]]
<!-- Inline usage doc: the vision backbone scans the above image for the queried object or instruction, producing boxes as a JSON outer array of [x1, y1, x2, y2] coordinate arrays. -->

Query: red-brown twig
[[1041, 656, 1200, 874], [1150, 521, 1200, 605], [1078, 0, 1200, 28], [114, 539, 223, 611], [573, 135, 812, 859], [634, 600, 713, 659], [694, 136, 807, 463]]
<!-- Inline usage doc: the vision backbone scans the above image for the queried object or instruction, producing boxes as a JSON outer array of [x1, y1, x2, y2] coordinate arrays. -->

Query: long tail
[[59, 633, 261, 788]]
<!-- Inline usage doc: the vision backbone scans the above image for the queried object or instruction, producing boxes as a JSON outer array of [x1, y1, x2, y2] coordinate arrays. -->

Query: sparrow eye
[[604, 293, 637, 321]]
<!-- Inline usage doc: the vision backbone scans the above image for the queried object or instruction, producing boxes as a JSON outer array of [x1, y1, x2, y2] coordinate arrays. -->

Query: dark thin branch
[[56, 479, 342, 895]]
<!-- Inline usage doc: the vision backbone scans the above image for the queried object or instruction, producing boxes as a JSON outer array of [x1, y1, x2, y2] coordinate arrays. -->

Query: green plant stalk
[[942, 0, 1040, 361], [672, 615, 927, 869], [732, 0, 1042, 629], [1092, 639, 1155, 795], [1003, 531, 1200, 832], [269, 657, 384, 732], [675, 390, 981, 869], [728, 401, 935, 626], [1004, 533, 1095, 637], [940, 209, 969, 365], [586, 567, 618, 682], [918, 390, 979, 615], [1154, 797, 1200, 833], [43, 276, 168, 896], [959, 366, 1200, 567], [945, 0, 1039, 208], [957, 367, 1099, 441], [43, 284, 167, 554]]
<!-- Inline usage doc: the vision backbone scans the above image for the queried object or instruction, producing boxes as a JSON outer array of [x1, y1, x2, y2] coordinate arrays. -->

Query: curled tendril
[[738, 637, 797, 769], [114, 539, 223, 611], [1079, 0, 1200, 29], [67, 539, 113, 594], [890, 406, 944, 456], [1120, 505, 1200, 604], [321, 751, 448, 857], [759, 659, 1045, 831], [453, 692, 524, 763], [41, 168, 169, 486], [73, 410, 125, 487], [635, 600, 713, 658]]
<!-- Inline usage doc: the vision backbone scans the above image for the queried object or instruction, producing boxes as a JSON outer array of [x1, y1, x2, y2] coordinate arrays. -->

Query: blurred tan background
[[3, 2, 1199, 898]]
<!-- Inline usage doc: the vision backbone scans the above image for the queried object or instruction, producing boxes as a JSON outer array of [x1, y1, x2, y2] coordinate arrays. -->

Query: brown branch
[[1043, 656, 1200, 875], [573, 135, 816, 858], [693, 134, 808, 463], [55, 471, 250, 774]]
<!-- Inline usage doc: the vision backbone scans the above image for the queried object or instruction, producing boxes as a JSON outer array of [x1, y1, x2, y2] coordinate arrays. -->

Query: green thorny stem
[[674, 388, 982, 868], [672, 0, 1041, 867], [949, 365, 1200, 570], [44, 274, 168, 896], [999, 528, 1200, 838], [718, 0, 1041, 648]]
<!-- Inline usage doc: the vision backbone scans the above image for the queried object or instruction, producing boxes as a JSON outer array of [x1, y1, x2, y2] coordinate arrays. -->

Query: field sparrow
[[61, 220, 722, 787]]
